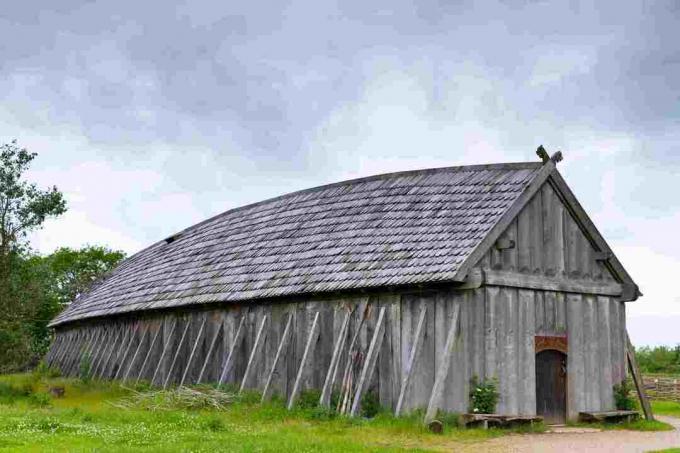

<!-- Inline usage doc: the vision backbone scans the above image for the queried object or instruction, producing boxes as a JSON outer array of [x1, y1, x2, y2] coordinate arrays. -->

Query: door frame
[[535, 335, 569, 423]]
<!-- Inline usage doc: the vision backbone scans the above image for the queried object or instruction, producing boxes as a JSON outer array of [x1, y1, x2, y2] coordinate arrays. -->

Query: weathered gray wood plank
[[287, 311, 320, 410], [350, 307, 386, 417], [217, 315, 246, 387], [180, 316, 208, 386], [137, 322, 162, 383], [123, 324, 150, 382], [262, 313, 293, 402], [395, 305, 427, 416], [240, 315, 269, 392], [320, 310, 350, 407], [197, 322, 223, 384], [151, 319, 177, 386], [424, 303, 461, 424]]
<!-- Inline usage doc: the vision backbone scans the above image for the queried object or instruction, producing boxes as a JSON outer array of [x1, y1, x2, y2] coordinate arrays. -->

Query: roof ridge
[[162, 161, 542, 244]]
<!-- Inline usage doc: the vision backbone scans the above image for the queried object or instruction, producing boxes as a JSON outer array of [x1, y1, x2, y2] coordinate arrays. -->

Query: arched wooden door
[[535, 349, 567, 424]]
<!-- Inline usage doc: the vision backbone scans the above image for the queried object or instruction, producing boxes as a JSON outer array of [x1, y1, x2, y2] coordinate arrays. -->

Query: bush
[[614, 380, 635, 411], [33, 361, 61, 379], [469, 376, 499, 414], [28, 392, 52, 407], [360, 390, 381, 418]]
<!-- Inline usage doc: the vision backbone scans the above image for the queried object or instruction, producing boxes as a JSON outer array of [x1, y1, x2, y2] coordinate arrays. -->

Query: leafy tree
[[0, 140, 66, 258], [636, 345, 680, 375], [0, 140, 66, 371], [43, 246, 126, 306]]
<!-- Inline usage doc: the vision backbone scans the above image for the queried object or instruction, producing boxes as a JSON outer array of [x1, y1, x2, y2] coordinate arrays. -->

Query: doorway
[[535, 349, 567, 424]]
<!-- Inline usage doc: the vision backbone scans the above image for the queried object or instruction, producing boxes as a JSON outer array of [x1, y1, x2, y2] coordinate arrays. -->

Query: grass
[[1, 373, 678, 452], [0, 373, 509, 452], [652, 400, 680, 417]]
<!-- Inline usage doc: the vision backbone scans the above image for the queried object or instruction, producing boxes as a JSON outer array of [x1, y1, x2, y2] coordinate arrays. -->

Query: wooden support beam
[[63, 331, 85, 376], [482, 269, 623, 296], [350, 306, 387, 417], [262, 313, 293, 403], [123, 324, 150, 382], [136, 323, 162, 383], [197, 323, 223, 384], [240, 315, 269, 393], [163, 320, 191, 389], [179, 316, 208, 387], [626, 333, 654, 421], [94, 328, 121, 379], [217, 316, 246, 388], [89, 329, 112, 377], [288, 311, 321, 410], [102, 326, 132, 380], [46, 334, 65, 366], [52, 332, 73, 366], [425, 304, 461, 424], [114, 325, 139, 380], [337, 302, 370, 414], [319, 310, 351, 408], [151, 319, 178, 386], [395, 305, 428, 416]]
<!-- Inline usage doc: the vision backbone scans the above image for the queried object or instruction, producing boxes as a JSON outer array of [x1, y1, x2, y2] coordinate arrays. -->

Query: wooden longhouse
[[46, 151, 640, 424]]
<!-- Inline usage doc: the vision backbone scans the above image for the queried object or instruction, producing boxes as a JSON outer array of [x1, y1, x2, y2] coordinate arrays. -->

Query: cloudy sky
[[2, 1, 678, 345]]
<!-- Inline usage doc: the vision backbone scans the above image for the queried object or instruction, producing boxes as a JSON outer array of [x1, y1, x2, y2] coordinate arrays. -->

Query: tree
[[0, 140, 66, 258], [0, 140, 67, 371], [44, 246, 126, 306]]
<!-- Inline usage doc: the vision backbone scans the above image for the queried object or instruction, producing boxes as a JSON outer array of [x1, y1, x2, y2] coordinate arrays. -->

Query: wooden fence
[[643, 375, 680, 402]]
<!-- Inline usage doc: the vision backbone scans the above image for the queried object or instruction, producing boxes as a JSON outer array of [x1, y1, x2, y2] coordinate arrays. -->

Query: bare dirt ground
[[455, 416, 680, 453]]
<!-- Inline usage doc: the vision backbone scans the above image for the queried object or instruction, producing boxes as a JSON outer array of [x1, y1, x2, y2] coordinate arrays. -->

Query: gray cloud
[[1, 0, 679, 345]]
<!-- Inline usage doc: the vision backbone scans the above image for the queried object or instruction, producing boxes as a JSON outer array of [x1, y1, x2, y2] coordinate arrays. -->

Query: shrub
[[469, 376, 499, 414], [28, 392, 52, 407], [614, 380, 635, 411], [297, 389, 322, 409], [360, 390, 381, 418], [33, 361, 61, 379]]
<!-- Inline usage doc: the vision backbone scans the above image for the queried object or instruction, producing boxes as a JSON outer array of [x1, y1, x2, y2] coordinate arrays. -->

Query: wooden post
[[94, 328, 121, 379], [240, 315, 269, 392], [217, 316, 246, 388], [136, 323, 162, 383], [179, 316, 208, 387], [287, 311, 321, 410], [151, 319, 177, 386], [350, 307, 387, 417], [262, 313, 293, 402], [102, 326, 132, 380], [395, 305, 428, 416], [626, 332, 654, 421], [114, 324, 140, 380], [52, 331, 73, 366], [197, 323, 223, 384], [425, 304, 461, 424], [90, 329, 113, 377], [319, 311, 351, 408], [163, 320, 191, 389], [123, 324, 150, 382]]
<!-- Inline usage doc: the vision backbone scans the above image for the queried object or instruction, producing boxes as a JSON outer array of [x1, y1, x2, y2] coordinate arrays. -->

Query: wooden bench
[[578, 410, 639, 424], [459, 414, 543, 429]]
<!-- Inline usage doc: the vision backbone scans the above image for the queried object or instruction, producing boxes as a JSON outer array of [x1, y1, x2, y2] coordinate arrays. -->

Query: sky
[[1, 0, 678, 346]]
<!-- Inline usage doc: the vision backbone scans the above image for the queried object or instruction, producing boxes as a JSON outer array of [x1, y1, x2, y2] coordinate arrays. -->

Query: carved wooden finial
[[536, 145, 549, 163], [550, 151, 563, 164]]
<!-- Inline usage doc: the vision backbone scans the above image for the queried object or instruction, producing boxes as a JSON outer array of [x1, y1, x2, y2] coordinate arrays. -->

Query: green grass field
[[0, 372, 677, 452], [653, 400, 680, 418], [0, 373, 514, 452]]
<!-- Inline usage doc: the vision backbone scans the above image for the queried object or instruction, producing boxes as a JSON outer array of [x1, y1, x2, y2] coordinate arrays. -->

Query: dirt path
[[456, 416, 680, 453]]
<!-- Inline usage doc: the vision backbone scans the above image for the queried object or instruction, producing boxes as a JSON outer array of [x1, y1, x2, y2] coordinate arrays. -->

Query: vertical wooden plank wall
[[46, 289, 627, 419]]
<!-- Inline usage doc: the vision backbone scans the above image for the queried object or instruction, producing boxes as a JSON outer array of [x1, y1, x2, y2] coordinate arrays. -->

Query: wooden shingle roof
[[51, 162, 547, 326]]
